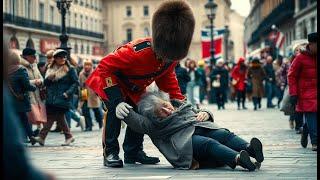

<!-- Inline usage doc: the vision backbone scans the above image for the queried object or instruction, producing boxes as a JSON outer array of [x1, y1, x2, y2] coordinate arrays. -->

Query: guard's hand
[[196, 111, 210, 121], [116, 102, 133, 119]]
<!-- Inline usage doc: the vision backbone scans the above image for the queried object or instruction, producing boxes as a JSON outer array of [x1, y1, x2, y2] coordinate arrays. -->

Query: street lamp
[[224, 25, 230, 62], [205, 0, 217, 69], [56, 0, 73, 56], [271, 24, 279, 60]]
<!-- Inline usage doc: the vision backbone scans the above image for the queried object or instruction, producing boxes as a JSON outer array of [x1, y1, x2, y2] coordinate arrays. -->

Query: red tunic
[[85, 37, 185, 104], [231, 59, 247, 91]]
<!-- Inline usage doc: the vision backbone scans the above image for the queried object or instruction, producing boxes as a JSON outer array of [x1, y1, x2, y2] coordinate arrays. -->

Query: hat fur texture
[[152, 0, 195, 61]]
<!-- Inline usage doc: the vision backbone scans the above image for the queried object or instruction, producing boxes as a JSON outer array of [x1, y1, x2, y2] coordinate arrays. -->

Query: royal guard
[[86, 0, 195, 168]]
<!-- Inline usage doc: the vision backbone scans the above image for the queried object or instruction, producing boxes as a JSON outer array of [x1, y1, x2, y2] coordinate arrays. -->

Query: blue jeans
[[192, 128, 249, 168], [304, 112, 317, 145], [82, 101, 103, 129], [265, 82, 275, 107], [65, 109, 81, 128]]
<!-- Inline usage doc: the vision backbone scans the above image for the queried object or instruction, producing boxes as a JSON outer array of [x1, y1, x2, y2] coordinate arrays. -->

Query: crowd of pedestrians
[[7, 47, 105, 147]]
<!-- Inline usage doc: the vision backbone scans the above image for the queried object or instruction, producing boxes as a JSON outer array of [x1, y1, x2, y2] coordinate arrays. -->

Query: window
[[143, 6, 149, 16], [50, 6, 54, 23], [81, 44, 84, 54], [126, 28, 132, 42], [26, 0, 31, 18], [80, 0, 84, 6], [85, 16, 88, 30], [299, 0, 308, 10], [80, 15, 83, 29], [90, 18, 93, 31], [126, 6, 132, 17], [311, 17, 315, 32], [74, 13, 77, 28], [39, 3, 44, 22], [87, 45, 90, 54], [74, 44, 78, 53], [95, 19, 97, 32], [143, 27, 150, 37]]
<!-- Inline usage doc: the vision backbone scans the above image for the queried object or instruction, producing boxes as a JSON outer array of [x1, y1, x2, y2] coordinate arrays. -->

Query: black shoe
[[237, 150, 256, 171], [33, 129, 40, 136], [267, 104, 276, 108], [29, 136, 37, 146], [247, 138, 264, 163], [254, 106, 257, 111], [301, 128, 308, 148], [124, 151, 160, 164], [258, 104, 261, 109], [50, 128, 62, 132], [104, 154, 123, 168], [85, 127, 92, 131], [222, 106, 225, 109], [237, 107, 240, 110]]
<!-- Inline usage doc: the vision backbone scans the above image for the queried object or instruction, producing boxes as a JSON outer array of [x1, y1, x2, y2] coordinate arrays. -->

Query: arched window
[[26, 38, 34, 48], [81, 44, 84, 54], [126, 28, 132, 42], [143, 27, 150, 37], [9, 36, 20, 49], [87, 44, 90, 54]]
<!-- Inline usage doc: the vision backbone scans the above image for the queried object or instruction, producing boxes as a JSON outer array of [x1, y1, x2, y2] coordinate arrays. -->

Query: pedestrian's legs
[[17, 112, 33, 140], [192, 135, 238, 168], [56, 113, 72, 139], [186, 82, 194, 105], [215, 88, 221, 109], [252, 97, 258, 110], [236, 90, 241, 109], [258, 97, 262, 108], [241, 90, 247, 109], [265, 82, 273, 107], [82, 101, 92, 130], [92, 107, 103, 129], [65, 110, 71, 128], [294, 112, 303, 131], [304, 112, 317, 145], [38, 112, 56, 140]]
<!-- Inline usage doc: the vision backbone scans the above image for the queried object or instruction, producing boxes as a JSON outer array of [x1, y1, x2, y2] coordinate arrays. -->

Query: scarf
[[45, 64, 69, 81]]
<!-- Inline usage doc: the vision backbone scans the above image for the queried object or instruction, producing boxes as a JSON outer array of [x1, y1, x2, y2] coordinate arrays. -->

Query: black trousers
[[103, 99, 144, 158], [215, 88, 226, 108], [17, 112, 33, 140], [236, 90, 246, 108]]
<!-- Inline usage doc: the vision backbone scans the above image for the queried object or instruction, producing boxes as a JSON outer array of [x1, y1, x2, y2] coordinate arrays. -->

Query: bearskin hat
[[152, 0, 195, 61]]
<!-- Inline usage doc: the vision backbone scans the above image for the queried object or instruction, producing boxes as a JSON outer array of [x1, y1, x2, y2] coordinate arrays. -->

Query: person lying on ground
[[116, 90, 264, 171]]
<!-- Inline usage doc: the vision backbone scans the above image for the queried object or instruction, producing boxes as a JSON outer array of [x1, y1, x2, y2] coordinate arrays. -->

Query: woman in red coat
[[287, 32, 317, 151], [231, 57, 248, 110]]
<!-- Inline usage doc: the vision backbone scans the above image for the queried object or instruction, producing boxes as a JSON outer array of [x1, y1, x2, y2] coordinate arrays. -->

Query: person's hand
[[35, 79, 42, 86], [290, 96, 298, 106], [280, 86, 285, 91], [196, 111, 210, 121], [190, 158, 199, 170], [116, 102, 133, 119], [216, 74, 221, 78], [269, 78, 273, 81], [47, 74, 56, 80], [63, 93, 68, 99]]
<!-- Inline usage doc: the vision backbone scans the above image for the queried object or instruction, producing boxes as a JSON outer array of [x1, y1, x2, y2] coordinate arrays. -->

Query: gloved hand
[[116, 102, 133, 119], [290, 95, 298, 106]]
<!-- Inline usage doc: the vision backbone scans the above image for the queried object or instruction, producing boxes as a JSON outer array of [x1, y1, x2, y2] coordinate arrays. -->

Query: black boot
[[124, 151, 160, 164], [253, 97, 257, 111], [246, 137, 264, 163], [104, 154, 123, 168], [301, 125, 308, 148], [237, 150, 256, 171]]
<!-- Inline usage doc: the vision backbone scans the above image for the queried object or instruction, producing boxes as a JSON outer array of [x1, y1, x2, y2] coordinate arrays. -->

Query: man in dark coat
[[264, 55, 276, 108], [85, 0, 195, 167], [175, 63, 190, 95], [117, 91, 264, 171]]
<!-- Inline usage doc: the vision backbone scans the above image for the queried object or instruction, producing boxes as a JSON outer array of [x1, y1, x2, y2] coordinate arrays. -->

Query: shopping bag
[[231, 79, 238, 86], [212, 80, 221, 88], [280, 86, 295, 116], [27, 103, 47, 125]]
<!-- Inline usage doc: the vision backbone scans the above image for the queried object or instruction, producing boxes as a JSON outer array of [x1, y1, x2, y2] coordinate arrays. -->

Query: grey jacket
[[123, 103, 222, 169]]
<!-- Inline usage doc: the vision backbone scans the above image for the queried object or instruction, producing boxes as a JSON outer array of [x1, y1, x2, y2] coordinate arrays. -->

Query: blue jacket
[[8, 66, 36, 113], [44, 64, 79, 110], [175, 64, 190, 94]]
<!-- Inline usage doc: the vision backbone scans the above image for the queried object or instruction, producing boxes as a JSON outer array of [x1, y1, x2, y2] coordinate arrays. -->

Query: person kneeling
[[116, 91, 264, 171]]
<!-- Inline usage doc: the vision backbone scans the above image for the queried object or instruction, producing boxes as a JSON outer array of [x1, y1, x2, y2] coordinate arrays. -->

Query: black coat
[[175, 65, 190, 94], [44, 65, 79, 110], [210, 66, 229, 89], [3, 83, 48, 180], [263, 63, 275, 83], [8, 67, 36, 113]]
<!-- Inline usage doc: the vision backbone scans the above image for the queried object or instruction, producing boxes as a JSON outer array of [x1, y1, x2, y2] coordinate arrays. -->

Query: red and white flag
[[274, 31, 285, 49], [201, 28, 224, 60]]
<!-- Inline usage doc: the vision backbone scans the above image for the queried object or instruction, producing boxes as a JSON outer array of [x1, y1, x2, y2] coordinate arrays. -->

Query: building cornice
[[293, 3, 317, 20]]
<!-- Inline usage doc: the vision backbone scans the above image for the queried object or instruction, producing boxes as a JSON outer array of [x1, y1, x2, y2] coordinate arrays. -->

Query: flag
[[274, 31, 285, 49], [201, 28, 224, 60]]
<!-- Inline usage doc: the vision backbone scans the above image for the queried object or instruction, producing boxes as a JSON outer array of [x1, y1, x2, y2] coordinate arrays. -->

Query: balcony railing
[[248, 0, 294, 45], [3, 13, 104, 39]]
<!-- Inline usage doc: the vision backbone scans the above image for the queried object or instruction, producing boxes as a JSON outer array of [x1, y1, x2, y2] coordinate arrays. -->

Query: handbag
[[280, 86, 295, 116], [27, 102, 47, 125], [81, 88, 88, 101], [212, 80, 221, 88], [231, 79, 238, 86]]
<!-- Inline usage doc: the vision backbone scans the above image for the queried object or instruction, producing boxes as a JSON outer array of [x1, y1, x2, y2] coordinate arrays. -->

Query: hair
[[137, 91, 170, 120], [9, 51, 21, 65], [152, 0, 195, 61], [83, 59, 93, 66], [46, 49, 55, 58]]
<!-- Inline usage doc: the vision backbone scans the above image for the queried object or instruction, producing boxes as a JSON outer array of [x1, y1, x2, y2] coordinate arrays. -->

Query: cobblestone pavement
[[28, 99, 317, 179]]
